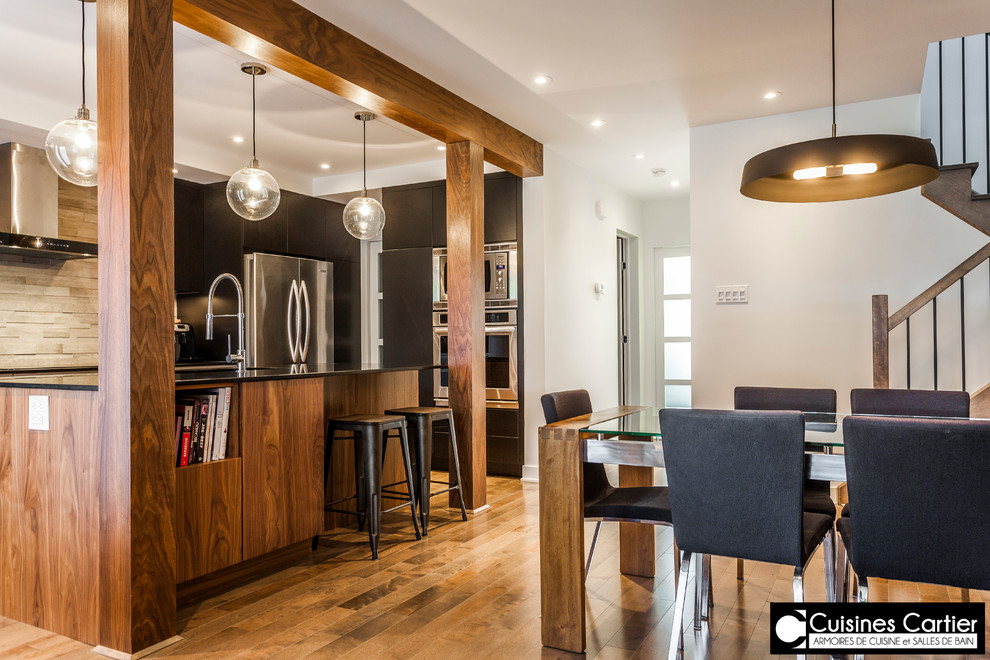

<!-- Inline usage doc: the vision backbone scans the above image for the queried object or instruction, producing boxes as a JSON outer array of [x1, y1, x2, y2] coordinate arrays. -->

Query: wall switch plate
[[716, 285, 749, 304], [28, 395, 49, 431]]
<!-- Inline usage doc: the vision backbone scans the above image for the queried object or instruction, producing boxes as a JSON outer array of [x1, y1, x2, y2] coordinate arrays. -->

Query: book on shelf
[[175, 387, 232, 467]]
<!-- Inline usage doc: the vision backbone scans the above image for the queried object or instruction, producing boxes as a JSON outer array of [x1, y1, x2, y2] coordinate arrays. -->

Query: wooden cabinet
[[240, 378, 325, 560], [175, 459, 243, 582], [174, 179, 205, 293]]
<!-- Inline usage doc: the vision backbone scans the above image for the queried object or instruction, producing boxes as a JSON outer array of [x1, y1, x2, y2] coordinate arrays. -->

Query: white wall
[[691, 94, 988, 412], [640, 197, 691, 407], [521, 149, 645, 479]]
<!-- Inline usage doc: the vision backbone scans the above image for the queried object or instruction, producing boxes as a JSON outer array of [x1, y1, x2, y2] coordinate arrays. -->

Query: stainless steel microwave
[[433, 242, 517, 306]]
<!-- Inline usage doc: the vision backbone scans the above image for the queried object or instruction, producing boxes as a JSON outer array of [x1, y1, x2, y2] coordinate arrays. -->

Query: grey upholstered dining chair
[[659, 408, 836, 660], [837, 415, 990, 607], [850, 387, 969, 418], [541, 390, 677, 581], [734, 386, 838, 580]]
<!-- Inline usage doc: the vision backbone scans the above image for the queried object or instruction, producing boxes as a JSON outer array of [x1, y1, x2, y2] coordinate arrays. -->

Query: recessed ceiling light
[[670, 180, 681, 187], [437, 145, 446, 151], [232, 136, 244, 143], [320, 163, 331, 170], [533, 74, 552, 85], [171, 168, 179, 175], [634, 153, 645, 160], [764, 90, 782, 100], [590, 119, 606, 128]]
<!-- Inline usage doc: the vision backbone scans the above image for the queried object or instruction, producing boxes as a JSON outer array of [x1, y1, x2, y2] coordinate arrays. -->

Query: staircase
[[871, 33, 990, 415]]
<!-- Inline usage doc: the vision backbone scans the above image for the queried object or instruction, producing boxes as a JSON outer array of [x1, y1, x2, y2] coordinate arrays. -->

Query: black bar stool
[[384, 406, 468, 534], [322, 413, 421, 559]]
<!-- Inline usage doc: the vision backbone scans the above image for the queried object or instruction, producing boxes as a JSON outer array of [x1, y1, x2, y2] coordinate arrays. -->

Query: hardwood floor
[[0, 475, 987, 659]]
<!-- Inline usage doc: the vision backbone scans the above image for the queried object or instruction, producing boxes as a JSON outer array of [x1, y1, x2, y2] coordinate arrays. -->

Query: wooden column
[[97, 0, 177, 654], [872, 295, 889, 388], [446, 141, 486, 510]]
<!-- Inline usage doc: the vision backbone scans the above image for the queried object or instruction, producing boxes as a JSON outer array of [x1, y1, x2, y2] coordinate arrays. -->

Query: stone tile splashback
[[0, 180, 98, 369]]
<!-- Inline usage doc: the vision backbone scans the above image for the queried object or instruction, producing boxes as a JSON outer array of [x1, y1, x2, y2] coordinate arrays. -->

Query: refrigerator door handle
[[287, 279, 300, 362], [299, 279, 311, 362]]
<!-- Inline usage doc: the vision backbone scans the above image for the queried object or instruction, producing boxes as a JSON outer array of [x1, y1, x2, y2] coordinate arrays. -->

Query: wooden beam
[[872, 295, 889, 389], [172, 0, 543, 178], [446, 141, 486, 510], [97, 0, 176, 653]]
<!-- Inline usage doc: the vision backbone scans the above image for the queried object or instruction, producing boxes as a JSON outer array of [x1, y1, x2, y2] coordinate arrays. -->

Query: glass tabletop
[[579, 408, 844, 448]]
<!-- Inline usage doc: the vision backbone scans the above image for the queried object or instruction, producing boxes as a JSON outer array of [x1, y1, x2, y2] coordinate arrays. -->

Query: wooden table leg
[[618, 464, 655, 577], [539, 424, 585, 653]]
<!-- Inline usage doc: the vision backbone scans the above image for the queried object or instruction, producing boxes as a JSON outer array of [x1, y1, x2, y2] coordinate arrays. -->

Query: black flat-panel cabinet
[[325, 201, 360, 264], [430, 172, 520, 246], [285, 191, 327, 260], [174, 180, 205, 293], [382, 186, 434, 250], [381, 247, 434, 368], [242, 194, 288, 255]]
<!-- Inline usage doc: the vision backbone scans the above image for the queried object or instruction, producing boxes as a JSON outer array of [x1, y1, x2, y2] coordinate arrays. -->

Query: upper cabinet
[[483, 173, 520, 244], [174, 180, 205, 293], [242, 193, 288, 255], [381, 184, 435, 250], [284, 191, 327, 260]]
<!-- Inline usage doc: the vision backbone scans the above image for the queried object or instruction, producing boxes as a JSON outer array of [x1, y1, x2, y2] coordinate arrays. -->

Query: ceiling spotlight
[[232, 136, 244, 143], [437, 145, 447, 151], [320, 163, 331, 170], [634, 153, 645, 160], [590, 119, 606, 128], [671, 180, 681, 187], [764, 90, 782, 100], [651, 168, 667, 178], [533, 74, 552, 85]]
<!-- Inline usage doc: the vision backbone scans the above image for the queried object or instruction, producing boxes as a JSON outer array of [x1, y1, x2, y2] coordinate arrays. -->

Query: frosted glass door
[[655, 248, 691, 408]]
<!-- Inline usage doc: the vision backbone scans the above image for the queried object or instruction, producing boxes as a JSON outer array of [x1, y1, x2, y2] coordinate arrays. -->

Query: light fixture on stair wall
[[739, 0, 939, 202], [343, 112, 386, 240], [226, 62, 280, 221], [45, 0, 98, 187]]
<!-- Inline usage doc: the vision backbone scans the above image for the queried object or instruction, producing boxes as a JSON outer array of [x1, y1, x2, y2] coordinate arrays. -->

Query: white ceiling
[[0, 0, 987, 199]]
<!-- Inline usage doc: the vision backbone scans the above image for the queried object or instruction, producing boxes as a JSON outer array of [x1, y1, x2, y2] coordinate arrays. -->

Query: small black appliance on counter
[[175, 323, 197, 363]]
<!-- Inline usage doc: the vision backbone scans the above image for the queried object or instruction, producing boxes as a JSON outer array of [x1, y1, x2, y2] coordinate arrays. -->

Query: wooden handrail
[[888, 241, 990, 330]]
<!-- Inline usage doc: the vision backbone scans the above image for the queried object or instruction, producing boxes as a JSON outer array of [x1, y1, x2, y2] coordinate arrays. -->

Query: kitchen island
[[0, 363, 437, 644]]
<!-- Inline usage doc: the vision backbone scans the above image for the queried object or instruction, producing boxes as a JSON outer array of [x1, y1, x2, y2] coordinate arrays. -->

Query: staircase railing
[[873, 242, 990, 388], [922, 33, 990, 195]]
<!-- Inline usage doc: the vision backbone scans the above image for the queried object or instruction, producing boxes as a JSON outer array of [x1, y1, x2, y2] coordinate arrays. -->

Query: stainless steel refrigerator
[[244, 252, 333, 368]]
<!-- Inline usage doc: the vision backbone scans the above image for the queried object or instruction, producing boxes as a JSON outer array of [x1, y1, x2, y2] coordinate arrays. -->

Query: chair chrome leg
[[736, 557, 744, 580], [672, 536, 680, 592], [585, 521, 603, 580], [836, 532, 849, 603], [707, 554, 714, 618], [668, 550, 692, 660], [823, 529, 836, 603], [792, 565, 804, 603], [694, 553, 709, 630]]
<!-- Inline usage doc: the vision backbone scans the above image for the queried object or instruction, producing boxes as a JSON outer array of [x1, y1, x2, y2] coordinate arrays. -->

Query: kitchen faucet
[[206, 273, 246, 373]]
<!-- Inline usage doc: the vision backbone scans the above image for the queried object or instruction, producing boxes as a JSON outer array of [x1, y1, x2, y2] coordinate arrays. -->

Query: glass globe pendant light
[[45, 0, 98, 187], [343, 112, 386, 239], [226, 62, 280, 221]]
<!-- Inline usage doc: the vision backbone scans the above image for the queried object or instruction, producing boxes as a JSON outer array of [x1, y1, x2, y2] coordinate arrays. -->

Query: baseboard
[[521, 464, 539, 483]]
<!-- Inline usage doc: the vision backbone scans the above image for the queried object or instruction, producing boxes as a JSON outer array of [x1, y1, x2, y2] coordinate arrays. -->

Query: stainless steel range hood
[[0, 143, 98, 259]]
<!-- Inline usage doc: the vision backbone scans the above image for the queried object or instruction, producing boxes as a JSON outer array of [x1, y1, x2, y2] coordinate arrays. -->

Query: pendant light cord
[[831, 0, 836, 138], [362, 117, 368, 196], [80, 0, 86, 107], [251, 70, 257, 162]]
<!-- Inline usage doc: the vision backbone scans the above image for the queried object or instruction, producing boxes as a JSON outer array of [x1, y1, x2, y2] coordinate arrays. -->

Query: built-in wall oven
[[433, 309, 517, 403], [433, 242, 517, 305]]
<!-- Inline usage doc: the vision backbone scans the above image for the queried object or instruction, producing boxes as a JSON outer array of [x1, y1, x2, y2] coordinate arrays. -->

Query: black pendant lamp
[[740, 0, 939, 203]]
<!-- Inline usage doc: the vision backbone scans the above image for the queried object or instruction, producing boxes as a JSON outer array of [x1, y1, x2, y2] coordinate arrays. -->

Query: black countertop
[[0, 363, 437, 391]]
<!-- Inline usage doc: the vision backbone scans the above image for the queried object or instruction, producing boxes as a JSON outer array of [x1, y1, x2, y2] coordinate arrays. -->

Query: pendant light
[[226, 62, 280, 221], [45, 0, 98, 187], [343, 112, 386, 240], [739, 0, 939, 203]]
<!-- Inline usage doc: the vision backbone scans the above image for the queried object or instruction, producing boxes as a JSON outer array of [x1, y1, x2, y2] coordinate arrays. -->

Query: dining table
[[537, 405, 848, 654]]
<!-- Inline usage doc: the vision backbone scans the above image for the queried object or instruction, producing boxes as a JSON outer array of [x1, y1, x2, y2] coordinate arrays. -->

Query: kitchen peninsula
[[0, 362, 436, 644]]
